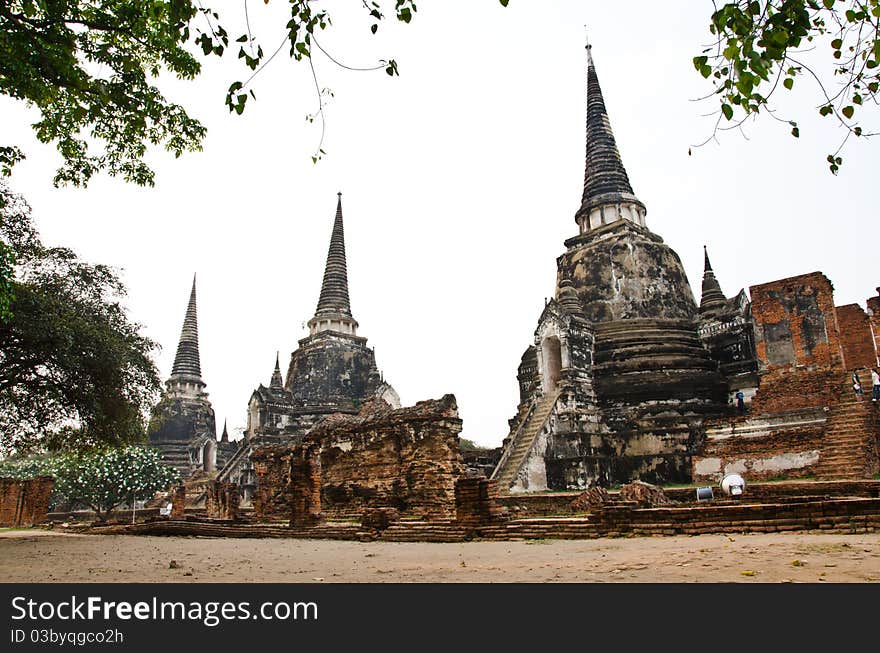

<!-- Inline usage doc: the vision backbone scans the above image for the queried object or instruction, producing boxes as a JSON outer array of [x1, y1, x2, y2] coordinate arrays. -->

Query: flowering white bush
[[0, 446, 179, 521]]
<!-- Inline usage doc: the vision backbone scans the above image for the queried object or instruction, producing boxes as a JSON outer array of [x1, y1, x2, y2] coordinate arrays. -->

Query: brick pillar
[[171, 484, 187, 519], [223, 483, 240, 521], [454, 477, 507, 526], [289, 443, 322, 528], [205, 480, 220, 518]]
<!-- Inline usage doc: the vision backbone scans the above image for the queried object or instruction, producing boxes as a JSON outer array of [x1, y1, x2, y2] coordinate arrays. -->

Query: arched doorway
[[541, 336, 562, 392]]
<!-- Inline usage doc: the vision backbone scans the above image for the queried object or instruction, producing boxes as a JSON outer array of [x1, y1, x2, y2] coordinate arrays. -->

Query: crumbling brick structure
[[289, 442, 322, 527], [694, 273, 880, 484], [749, 272, 845, 413], [205, 481, 240, 520], [454, 477, 507, 526], [0, 476, 54, 527], [170, 484, 187, 519], [311, 394, 464, 519], [837, 303, 878, 371], [250, 446, 293, 521], [252, 395, 465, 521]]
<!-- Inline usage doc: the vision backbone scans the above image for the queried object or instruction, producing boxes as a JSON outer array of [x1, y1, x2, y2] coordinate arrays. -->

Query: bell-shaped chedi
[[494, 44, 726, 493], [149, 276, 223, 477]]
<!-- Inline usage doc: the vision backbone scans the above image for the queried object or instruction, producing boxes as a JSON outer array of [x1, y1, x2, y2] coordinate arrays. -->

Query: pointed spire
[[575, 42, 646, 232], [170, 275, 203, 380], [700, 246, 727, 316], [270, 351, 284, 389], [308, 193, 359, 336], [316, 192, 352, 317], [220, 420, 229, 443]]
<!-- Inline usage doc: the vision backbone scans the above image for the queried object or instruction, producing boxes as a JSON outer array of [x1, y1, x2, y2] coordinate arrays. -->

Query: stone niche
[[252, 395, 464, 521], [0, 476, 54, 527]]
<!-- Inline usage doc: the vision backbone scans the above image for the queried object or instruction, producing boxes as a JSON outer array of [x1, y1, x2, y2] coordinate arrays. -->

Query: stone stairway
[[492, 391, 559, 491], [815, 374, 880, 480]]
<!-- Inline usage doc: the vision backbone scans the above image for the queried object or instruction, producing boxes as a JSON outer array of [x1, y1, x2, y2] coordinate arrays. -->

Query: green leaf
[[842, 105, 854, 119], [722, 103, 734, 120], [500, 0, 510, 6], [783, 78, 794, 90]]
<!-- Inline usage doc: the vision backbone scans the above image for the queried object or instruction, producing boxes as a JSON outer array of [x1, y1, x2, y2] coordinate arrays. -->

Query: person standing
[[853, 370, 863, 400], [735, 390, 745, 414], [872, 368, 880, 402]]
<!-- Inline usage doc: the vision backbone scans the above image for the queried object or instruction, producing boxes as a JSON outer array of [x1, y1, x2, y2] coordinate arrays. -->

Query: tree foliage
[[0, 446, 180, 520], [696, 0, 880, 172], [0, 0, 429, 186], [0, 183, 161, 454]]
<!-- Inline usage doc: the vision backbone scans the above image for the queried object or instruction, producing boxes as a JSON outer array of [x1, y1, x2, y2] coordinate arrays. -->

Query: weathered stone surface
[[618, 480, 673, 508], [560, 221, 699, 324], [0, 476, 54, 527], [569, 486, 612, 512]]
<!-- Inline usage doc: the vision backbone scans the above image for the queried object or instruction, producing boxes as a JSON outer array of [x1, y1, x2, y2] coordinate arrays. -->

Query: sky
[[2, 1, 878, 448]]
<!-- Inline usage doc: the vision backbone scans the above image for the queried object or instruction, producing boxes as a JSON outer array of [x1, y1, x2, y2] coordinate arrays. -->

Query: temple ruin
[[492, 44, 879, 493], [217, 194, 400, 501]]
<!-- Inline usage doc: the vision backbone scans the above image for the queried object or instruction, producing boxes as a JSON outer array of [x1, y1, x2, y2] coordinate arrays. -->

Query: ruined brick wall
[[751, 272, 844, 372], [170, 485, 186, 519], [250, 446, 293, 521], [289, 443, 322, 527], [0, 476, 54, 527], [454, 477, 507, 526], [310, 394, 464, 519], [749, 273, 846, 413], [205, 481, 240, 520], [837, 303, 877, 370]]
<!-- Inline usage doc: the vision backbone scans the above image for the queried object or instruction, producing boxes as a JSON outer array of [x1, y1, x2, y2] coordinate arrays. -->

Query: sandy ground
[[0, 529, 879, 582]]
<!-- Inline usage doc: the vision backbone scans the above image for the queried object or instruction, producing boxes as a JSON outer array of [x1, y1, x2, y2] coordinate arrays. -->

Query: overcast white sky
[[2, 1, 877, 447]]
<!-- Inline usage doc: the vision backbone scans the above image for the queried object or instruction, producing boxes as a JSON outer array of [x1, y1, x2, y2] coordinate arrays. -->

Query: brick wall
[[289, 443, 322, 527], [836, 303, 877, 370], [205, 481, 240, 520], [251, 446, 293, 521], [454, 477, 507, 526], [750, 272, 844, 371], [0, 476, 54, 527], [692, 417, 825, 483]]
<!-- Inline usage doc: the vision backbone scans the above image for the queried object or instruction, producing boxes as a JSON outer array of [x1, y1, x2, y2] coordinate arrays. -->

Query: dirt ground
[[1, 529, 879, 582]]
